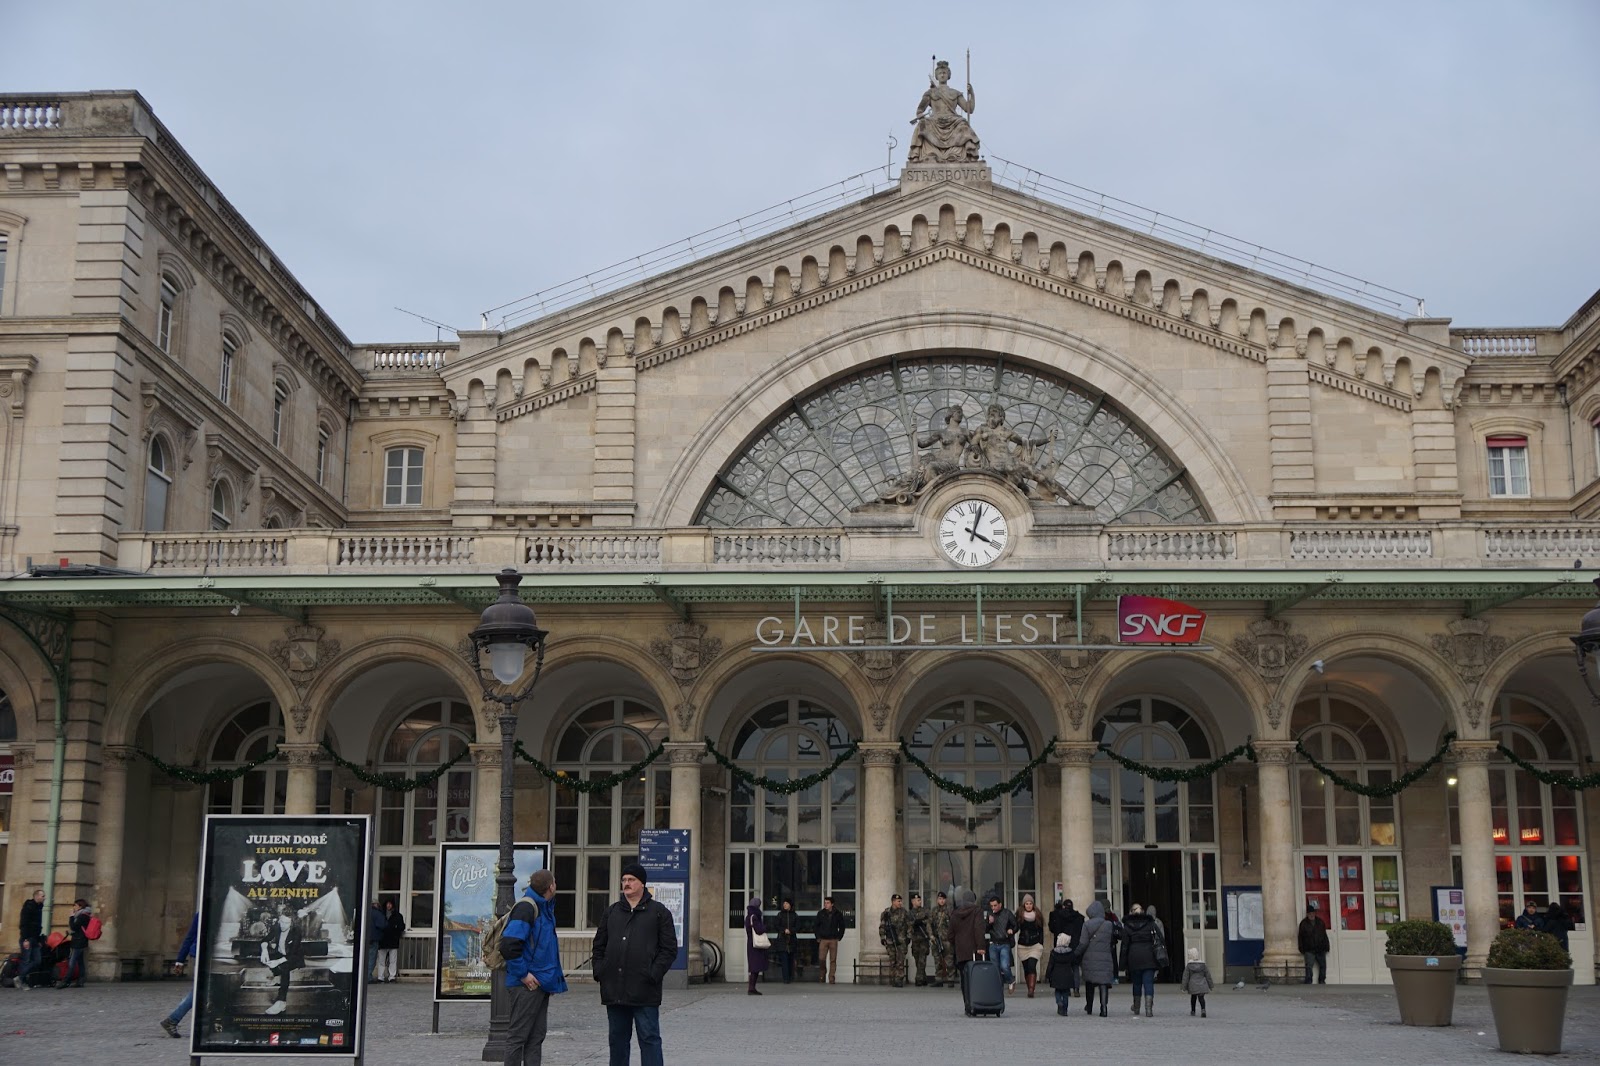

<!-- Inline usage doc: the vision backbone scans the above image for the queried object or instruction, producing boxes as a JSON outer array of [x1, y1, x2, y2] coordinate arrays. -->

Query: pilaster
[[592, 357, 636, 503], [1267, 351, 1315, 501]]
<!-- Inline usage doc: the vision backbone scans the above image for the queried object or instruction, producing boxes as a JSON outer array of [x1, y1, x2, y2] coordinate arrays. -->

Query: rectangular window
[[271, 382, 288, 448], [316, 428, 329, 486], [384, 446, 425, 507], [0, 236, 10, 313], [1486, 436, 1530, 497], [157, 278, 177, 353], [219, 337, 236, 404]]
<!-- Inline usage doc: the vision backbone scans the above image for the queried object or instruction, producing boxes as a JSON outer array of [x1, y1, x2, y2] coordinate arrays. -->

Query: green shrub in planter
[[1384, 919, 1458, 957], [1486, 927, 1571, 970], [1483, 927, 1573, 1054]]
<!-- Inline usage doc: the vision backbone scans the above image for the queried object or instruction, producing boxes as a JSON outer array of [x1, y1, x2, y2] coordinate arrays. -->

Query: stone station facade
[[0, 86, 1598, 989]]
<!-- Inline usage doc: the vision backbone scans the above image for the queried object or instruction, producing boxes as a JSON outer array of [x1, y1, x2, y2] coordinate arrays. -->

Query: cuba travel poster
[[434, 842, 549, 1000], [193, 815, 370, 1057]]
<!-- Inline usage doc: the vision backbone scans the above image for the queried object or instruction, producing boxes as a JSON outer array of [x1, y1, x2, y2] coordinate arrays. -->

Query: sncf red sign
[[1117, 595, 1207, 645]]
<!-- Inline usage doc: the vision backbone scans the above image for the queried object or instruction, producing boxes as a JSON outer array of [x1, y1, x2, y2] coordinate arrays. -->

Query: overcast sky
[[10, 0, 1598, 341]]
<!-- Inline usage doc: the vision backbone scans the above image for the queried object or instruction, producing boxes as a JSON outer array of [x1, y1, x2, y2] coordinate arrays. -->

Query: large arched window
[[725, 698, 858, 942], [375, 699, 476, 932], [1092, 698, 1214, 846], [549, 698, 669, 930], [1449, 696, 1586, 929], [145, 436, 172, 531], [905, 698, 1035, 907], [206, 702, 332, 817]]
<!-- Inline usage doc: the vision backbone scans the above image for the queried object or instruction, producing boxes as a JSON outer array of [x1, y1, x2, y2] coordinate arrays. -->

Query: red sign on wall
[[0, 754, 12, 793], [1116, 595, 1208, 645]]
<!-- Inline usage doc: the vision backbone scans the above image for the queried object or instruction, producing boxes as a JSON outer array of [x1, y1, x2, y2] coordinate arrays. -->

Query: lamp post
[[1571, 576, 1600, 703], [468, 568, 548, 1062]]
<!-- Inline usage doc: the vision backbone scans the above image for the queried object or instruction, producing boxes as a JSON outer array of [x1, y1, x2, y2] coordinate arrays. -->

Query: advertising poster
[[1432, 886, 1468, 951], [433, 842, 550, 1000], [192, 815, 370, 1057]]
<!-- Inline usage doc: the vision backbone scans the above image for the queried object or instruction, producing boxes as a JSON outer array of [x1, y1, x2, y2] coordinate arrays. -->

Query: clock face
[[938, 499, 1009, 567]]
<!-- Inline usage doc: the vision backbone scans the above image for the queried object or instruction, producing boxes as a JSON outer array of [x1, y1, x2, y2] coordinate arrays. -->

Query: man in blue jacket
[[159, 913, 199, 1038], [500, 868, 565, 1066]]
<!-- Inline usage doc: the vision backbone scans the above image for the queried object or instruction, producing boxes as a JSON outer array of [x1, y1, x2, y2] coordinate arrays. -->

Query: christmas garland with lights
[[516, 740, 667, 794], [899, 737, 1057, 804], [1496, 743, 1600, 791], [1098, 739, 1257, 782], [1295, 731, 1456, 798], [135, 745, 282, 785], [704, 737, 860, 795], [318, 741, 469, 792]]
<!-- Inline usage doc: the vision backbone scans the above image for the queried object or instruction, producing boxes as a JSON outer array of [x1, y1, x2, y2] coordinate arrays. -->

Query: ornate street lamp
[[1572, 576, 1600, 703], [468, 568, 548, 1062]]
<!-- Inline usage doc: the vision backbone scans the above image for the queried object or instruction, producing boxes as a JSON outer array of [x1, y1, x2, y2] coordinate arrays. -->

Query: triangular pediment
[[450, 174, 1468, 421]]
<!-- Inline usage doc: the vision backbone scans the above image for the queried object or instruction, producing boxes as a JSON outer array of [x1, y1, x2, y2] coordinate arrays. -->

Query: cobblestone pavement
[[1, 977, 1597, 1065]]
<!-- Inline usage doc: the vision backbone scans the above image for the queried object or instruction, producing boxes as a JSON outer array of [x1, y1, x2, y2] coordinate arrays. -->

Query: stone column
[[280, 743, 322, 816], [859, 744, 899, 982], [1254, 742, 1299, 977], [1056, 742, 1097, 906], [665, 741, 706, 980], [1452, 740, 1500, 975], [470, 744, 502, 844], [90, 745, 137, 980]]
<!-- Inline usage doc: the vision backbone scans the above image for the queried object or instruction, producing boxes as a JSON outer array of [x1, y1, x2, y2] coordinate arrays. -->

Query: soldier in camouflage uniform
[[931, 890, 954, 987], [878, 893, 911, 987], [907, 892, 932, 986]]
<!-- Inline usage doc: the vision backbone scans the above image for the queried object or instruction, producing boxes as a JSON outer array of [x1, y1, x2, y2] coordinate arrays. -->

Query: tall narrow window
[[1486, 436, 1530, 497], [0, 237, 9, 312], [157, 276, 178, 353], [145, 437, 172, 531], [384, 447, 425, 507], [316, 427, 330, 486], [210, 481, 233, 530], [272, 381, 289, 448], [219, 334, 237, 404]]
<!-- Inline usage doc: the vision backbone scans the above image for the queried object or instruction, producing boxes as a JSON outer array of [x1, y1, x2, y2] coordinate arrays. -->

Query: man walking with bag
[[500, 869, 565, 1066], [593, 862, 677, 1066]]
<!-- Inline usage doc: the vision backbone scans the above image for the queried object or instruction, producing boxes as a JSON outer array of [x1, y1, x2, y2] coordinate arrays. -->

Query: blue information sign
[[639, 829, 691, 970]]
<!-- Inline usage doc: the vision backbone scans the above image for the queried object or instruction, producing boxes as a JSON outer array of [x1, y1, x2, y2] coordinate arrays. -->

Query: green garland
[[1296, 731, 1457, 798], [1497, 743, 1600, 791], [705, 738, 860, 795], [517, 740, 667, 794], [136, 745, 282, 785], [1099, 739, 1257, 783], [319, 741, 469, 793], [900, 737, 1057, 804]]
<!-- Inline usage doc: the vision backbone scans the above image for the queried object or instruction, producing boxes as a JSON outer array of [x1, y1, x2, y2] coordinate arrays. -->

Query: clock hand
[[963, 526, 995, 545]]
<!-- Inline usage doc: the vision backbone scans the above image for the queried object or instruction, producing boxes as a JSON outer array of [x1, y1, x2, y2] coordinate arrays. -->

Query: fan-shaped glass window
[[375, 699, 476, 932], [206, 702, 333, 817], [1291, 695, 1397, 848], [549, 698, 670, 931], [696, 356, 1205, 527], [1092, 698, 1214, 846]]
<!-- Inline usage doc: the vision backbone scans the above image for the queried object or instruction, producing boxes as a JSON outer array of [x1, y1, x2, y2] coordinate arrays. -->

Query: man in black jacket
[[18, 889, 44, 988], [1297, 903, 1330, 985], [592, 862, 677, 1066], [814, 896, 846, 984]]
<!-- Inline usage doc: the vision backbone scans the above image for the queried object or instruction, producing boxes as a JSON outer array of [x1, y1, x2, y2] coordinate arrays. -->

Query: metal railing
[[989, 157, 1425, 318]]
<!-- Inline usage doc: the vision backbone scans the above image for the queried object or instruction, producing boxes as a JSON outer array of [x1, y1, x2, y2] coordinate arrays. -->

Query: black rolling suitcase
[[961, 959, 1005, 1017]]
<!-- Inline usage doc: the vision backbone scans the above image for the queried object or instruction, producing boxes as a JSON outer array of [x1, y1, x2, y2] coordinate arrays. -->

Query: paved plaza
[[2, 978, 1598, 1065]]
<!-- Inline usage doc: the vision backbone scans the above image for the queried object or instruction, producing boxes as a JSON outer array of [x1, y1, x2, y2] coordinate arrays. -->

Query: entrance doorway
[[1120, 849, 1183, 980]]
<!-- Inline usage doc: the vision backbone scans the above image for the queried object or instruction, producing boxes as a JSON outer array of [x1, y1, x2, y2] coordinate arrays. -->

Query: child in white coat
[[1180, 947, 1215, 1017]]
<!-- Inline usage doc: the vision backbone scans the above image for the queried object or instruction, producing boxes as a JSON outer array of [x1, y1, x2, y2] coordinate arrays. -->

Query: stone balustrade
[[0, 98, 62, 130], [354, 345, 454, 373], [1455, 331, 1540, 356], [113, 520, 1600, 575]]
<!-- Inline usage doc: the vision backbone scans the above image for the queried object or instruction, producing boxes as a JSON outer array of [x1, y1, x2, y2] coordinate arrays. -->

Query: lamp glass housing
[[489, 641, 527, 685]]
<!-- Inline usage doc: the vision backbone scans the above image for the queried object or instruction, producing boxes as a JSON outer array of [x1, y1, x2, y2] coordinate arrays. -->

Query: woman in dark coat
[[1542, 902, 1572, 950], [1120, 902, 1162, 1017], [745, 896, 769, 995], [1076, 900, 1119, 1017]]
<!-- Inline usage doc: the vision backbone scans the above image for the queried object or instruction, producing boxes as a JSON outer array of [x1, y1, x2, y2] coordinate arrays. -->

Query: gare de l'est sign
[[751, 594, 1208, 649]]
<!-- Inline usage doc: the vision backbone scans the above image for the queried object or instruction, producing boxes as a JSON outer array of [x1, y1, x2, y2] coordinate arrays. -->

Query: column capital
[[469, 743, 503, 767], [1052, 741, 1098, 765], [858, 743, 900, 768], [1253, 741, 1296, 765], [10, 743, 36, 770], [277, 742, 323, 768], [1449, 739, 1499, 764], [663, 741, 706, 766], [101, 744, 139, 767]]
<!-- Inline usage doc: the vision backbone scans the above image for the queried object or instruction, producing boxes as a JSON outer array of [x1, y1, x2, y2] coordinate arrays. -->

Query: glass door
[[1299, 851, 1402, 983]]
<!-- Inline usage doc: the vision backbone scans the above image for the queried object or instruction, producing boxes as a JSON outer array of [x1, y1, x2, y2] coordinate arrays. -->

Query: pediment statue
[[907, 58, 980, 163]]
